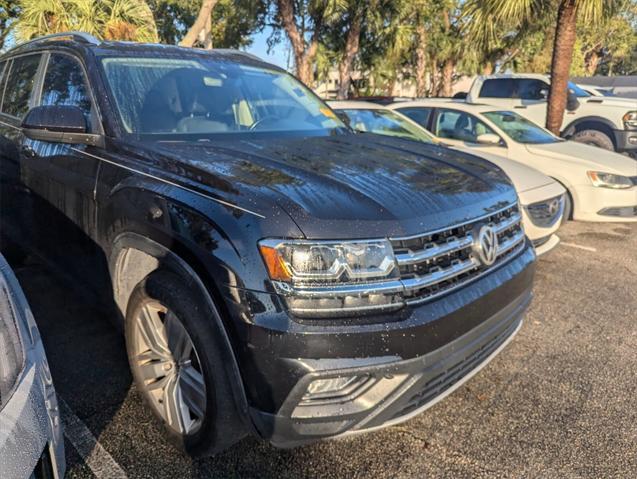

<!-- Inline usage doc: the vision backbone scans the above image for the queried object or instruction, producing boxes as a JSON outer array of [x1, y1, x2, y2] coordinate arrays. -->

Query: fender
[[96, 179, 297, 439], [562, 116, 619, 138], [97, 176, 286, 295]]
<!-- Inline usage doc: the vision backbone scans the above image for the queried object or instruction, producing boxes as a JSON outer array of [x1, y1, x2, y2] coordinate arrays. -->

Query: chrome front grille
[[390, 203, 525, 305], [276, 203, 526, 317]]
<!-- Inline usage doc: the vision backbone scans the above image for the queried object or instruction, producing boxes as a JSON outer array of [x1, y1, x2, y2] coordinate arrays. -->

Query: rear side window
[[397, 107, 432, 129], [41, 54, 93, 128], [479, 79, 514, 99], [517, 79, 549, 100], [2, 54, 42, 118], [433, 108, 497, 143]]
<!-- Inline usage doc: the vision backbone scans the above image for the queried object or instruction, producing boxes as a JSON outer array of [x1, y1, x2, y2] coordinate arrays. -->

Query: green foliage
[[0, 1, 20, 50], [14, 0, 159, 42]]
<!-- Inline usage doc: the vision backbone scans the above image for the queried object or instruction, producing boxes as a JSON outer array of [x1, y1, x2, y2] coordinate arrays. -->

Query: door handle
[[514, 106, 527, 109]]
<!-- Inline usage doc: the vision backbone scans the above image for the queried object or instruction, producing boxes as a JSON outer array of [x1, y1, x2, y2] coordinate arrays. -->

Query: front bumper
[[240, 245, 535, 448], [572, 185, 637, 222], [532, 234, 560, 256], [612, 129, 637, 153], [518, 183, 565, 253], [251, 287, 529, 448]]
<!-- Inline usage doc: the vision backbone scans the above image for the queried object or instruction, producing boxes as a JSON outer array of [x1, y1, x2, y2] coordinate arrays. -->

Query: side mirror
[[539, 88, 549, 100], [476, 133, 502, 145], [566, 89, 580, 111], [21, 105, 102, 146]]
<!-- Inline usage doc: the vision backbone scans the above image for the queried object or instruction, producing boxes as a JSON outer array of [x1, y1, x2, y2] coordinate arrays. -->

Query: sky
[[245, 27, 290, 70]]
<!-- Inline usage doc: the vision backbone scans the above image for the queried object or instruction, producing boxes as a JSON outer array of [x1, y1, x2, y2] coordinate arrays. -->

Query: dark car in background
[[0, 33, 535, 456]]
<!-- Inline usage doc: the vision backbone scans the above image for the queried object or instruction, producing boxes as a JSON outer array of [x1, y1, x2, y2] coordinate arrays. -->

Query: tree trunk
[[429, 57, 438, 97], [585, 51, 602, 76], [546, 0, 578, 134], [415, 24, 427, 97], [179, 0, 217, 48], [439, 58, 454, 97], [387, 75, 397, 96], [297, 55, 314, 86], [336, 12, 362, 100], [482, 61, 494, 75], [276, 0, 319, 86], [200, 12, 213, 49]]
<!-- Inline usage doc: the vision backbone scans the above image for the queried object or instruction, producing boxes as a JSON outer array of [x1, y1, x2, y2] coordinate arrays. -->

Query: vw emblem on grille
[[547, 198, 561, 217], [472, 224, 499, 266]]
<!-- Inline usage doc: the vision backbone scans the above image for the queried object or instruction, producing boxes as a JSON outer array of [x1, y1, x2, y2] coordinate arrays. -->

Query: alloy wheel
[[131, 300, 206, 435]]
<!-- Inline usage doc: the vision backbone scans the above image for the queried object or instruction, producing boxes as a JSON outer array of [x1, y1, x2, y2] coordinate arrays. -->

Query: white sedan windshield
[[342, 108, 436, 144], [483, 111, 560, 144]]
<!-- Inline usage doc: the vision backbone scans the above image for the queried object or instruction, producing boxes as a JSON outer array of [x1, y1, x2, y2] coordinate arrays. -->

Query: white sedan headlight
[[587, 171, 634, 189]]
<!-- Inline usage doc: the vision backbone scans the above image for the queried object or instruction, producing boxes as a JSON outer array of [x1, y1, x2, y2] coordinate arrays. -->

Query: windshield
[[99, 56, 346, 139], [483, 111, 560, 144], [340, 108, 436, 144], [568, 81, 590, 98]]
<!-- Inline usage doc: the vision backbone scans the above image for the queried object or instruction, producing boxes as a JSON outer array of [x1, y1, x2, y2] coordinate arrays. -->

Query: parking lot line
[[560, 242, 597, 252], [59, 397, 128, 479]]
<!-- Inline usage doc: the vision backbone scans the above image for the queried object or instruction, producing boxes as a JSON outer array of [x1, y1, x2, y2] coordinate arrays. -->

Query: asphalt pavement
[[13, 220, 637, 478]]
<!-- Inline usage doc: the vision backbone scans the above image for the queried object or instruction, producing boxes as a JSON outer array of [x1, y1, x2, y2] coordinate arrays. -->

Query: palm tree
[[466, 0, 623, 134], [179, 0, 218, 49], [273, 0, 347, 87], [15, 0, 158, 43]]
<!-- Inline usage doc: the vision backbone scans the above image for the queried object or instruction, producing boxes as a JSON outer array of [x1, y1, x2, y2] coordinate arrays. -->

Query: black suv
[[0, 33, 535, 456]]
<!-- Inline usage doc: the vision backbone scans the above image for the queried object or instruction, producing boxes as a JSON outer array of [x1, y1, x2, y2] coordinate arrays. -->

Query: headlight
[[587, 171, 634, 189], [623, 111, 637, 129], [259, 239, 402, 318], [0, 269, 26, 409], [259, 239, 397, 283]]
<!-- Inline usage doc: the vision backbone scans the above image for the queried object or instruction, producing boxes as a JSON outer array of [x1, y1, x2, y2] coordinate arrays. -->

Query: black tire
[[125, 269, 242, 457], [571, 129, 615, 151], [562, 191, 573, 224]]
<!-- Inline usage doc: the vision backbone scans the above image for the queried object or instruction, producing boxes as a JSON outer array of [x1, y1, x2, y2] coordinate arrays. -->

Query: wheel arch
[[110, 231, 254, 442], [561, 116, 618, 148]]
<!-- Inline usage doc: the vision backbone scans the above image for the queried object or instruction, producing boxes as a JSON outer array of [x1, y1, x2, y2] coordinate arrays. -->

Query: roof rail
[[11, 32, 100, 51]]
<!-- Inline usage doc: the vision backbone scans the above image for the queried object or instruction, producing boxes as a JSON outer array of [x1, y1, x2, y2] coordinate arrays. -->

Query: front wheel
[[125, 269, 235, 456], [571, 129, 614, 151]]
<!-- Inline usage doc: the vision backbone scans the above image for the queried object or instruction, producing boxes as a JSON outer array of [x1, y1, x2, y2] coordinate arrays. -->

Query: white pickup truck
[[467, 74, 637, 158]]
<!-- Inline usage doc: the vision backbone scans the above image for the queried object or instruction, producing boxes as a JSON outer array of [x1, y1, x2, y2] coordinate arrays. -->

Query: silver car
[[0, 254, 65, 479]]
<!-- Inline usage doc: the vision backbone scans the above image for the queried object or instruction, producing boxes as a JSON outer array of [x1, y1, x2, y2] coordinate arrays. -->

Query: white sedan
[[388, 100, 637, 222], [329, 101, 566, 255]]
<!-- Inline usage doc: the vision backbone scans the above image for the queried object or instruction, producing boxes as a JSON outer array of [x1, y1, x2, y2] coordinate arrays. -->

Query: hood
[[525, 141, 637, 176], [582, 96, 637, 110], [451, 146, 555, 194], [140, 134, 517, 239]]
